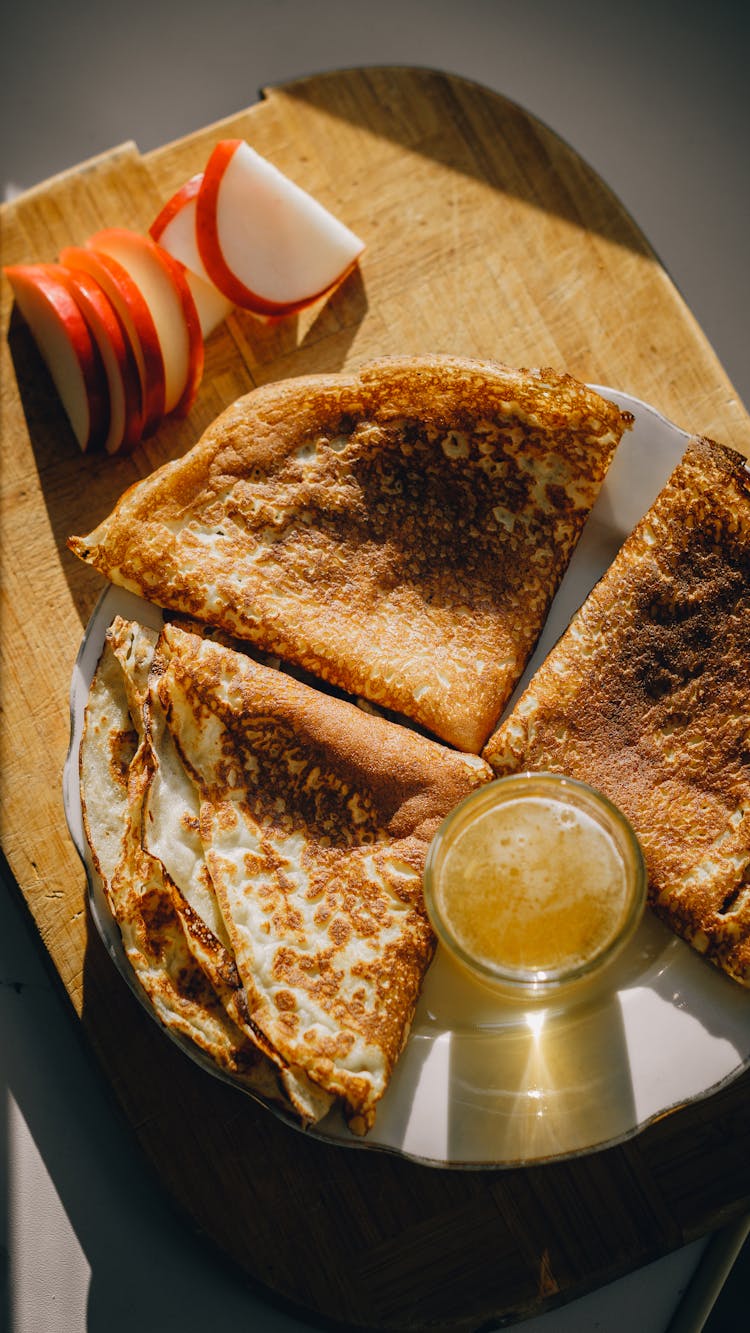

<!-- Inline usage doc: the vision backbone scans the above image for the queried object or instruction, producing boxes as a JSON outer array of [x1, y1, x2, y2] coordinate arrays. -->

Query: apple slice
[[195, 139, 365, 315], [150, 174, 207, 276], [4, 262, 109, 452], [85, 229, 204, 417], [60, 243, 166, 436], [150, 173, 235, 337], [56, 265, 144, 453], [184, 265, 239, 339]]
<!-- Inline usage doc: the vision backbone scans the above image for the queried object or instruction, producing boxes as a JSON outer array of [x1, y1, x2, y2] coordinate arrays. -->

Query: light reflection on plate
[[63, 388, 750, 1169]]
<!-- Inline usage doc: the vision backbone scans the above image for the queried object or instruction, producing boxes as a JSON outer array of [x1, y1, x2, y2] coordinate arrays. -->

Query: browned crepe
[[69, 357, 631, 752], [156, 622, 492, 1131], [79, 621, 287, 1102], [484, 437, 750, 986]]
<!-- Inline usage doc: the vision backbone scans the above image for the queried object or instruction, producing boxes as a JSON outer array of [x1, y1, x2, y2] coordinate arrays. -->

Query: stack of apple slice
[[4, 138, 364, 454], [6, 232, 204, 454]]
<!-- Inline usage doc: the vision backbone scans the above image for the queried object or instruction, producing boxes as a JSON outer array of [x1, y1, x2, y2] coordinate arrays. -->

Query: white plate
[[63, 388, 750, 1168]]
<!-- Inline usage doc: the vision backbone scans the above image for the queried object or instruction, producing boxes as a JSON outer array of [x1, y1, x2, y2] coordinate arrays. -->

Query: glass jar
[[423, 772, 647, 1000]]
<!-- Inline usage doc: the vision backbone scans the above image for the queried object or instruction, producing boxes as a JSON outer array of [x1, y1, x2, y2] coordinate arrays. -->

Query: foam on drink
[[436, 796, 627, 973]]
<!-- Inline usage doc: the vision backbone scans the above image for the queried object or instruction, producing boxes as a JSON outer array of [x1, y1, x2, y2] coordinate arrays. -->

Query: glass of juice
[[423, 772, 647, 1000]]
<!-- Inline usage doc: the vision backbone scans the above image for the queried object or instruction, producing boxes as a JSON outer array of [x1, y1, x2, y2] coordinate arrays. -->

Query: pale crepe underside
[[138, 625, 334, 1122], [80, 620, 297, 1112]]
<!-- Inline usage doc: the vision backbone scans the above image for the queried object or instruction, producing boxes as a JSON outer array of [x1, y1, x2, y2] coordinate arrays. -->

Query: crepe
[[138, 619, 334, 1123], [156, 621, 493, 1131], [79, 620, 286, 1102], [483, 437, 750, 986], [68, 356, 631, 752]]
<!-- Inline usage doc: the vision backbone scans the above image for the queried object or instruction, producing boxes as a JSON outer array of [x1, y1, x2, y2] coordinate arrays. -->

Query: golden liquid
[[435, 795, 628, 975]]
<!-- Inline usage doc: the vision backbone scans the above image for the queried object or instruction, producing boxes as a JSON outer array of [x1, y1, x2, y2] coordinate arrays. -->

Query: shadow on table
[[0, 855, 326, 1332], [280, 67, 654, 257]]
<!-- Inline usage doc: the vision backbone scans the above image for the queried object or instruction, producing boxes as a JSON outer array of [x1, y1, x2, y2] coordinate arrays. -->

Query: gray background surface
[[1, 3, 748, 1331], [3, 0, 749, 409]]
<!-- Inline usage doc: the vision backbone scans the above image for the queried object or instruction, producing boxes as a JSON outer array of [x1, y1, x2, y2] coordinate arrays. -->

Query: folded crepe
[[81, 615, 492, 1131], [154, 621, 492, 1130], [79, 619, 288, 1106], [69, 356, 631, 752], [484, 437, 750, 987]]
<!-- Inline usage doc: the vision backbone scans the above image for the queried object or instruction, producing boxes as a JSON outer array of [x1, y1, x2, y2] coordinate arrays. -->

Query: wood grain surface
[[1, 67, 749, 1331]]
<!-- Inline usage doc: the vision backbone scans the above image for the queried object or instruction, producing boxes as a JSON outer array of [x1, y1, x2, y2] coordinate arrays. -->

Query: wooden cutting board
[[2, 67, 749, 1331]]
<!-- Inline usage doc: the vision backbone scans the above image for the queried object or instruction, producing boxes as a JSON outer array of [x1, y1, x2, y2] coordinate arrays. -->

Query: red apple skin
[[55, 264, 144, 453], [195, 139, 329, 316], [150, 173, 203, 246], [150, 173, 236, 336], [59, 244, 166, 436], [4, 262, 109, 452], [85, 228, 204, 418]]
